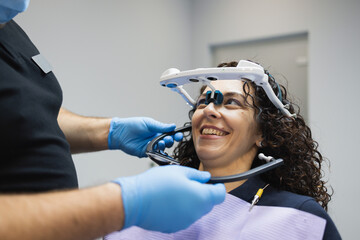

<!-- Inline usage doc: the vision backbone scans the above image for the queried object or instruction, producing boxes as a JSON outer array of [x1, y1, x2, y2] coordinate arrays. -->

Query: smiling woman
[[192, 81, 262, 189], [176, 61, 331, 204], [172, 61, 341, 239], [105, 61, 341, 240]]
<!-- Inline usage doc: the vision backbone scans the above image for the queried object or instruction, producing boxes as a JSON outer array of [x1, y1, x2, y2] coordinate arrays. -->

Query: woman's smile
[[200, 125, 229, 137]]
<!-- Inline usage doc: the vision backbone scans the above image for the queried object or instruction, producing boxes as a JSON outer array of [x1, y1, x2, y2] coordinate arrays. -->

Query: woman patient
[[105, 61, 341, 240]]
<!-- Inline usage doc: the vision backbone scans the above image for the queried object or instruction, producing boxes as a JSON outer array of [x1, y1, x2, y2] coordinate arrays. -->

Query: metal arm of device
[[146, 126, 284, 183], [208, 158, 283, 183], [171, 86, 196, 107]]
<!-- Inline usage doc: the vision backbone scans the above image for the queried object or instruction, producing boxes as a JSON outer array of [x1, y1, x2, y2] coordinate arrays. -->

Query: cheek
[[191, 110, 202, 126], [191, 110, 202, 145], [231, 112, 259, 136]]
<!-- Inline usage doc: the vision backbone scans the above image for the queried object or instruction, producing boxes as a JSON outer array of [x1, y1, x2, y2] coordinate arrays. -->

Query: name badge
[[32, 54, 53, 74]]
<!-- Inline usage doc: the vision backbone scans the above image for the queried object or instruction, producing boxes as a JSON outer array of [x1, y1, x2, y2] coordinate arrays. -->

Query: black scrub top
[[0, 20, 78, 193]]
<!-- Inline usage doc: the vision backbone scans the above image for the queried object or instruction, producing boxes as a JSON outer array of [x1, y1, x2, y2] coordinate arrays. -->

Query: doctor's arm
[[0, 166, 226, 240], [0, 183, 124, 240], [57, 108, 111, 154], [58, 108, 180, 156]]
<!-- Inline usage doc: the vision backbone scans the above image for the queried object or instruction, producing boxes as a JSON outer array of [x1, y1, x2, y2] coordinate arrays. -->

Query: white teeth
[[202, 128, 226, 136]]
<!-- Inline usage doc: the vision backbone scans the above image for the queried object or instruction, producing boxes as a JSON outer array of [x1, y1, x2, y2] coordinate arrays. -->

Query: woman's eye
[[225, 99, 242, 106], [196, 98, 206, 108]]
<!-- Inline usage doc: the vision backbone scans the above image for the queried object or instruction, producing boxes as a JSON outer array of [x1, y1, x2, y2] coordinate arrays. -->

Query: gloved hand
[[155, 132, 184, 151], [108, 117, 183, 158], [113, 165, 226, 233]]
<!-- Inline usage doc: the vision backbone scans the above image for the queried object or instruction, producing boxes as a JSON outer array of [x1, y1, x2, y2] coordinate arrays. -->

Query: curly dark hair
[[173, 61, 331, 211]]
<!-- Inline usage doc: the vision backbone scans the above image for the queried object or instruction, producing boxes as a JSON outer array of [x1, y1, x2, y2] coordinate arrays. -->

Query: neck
[[198, 146, 258, 192], [0, 23, 6, 29], [199, 162, 252, 192], [224, 179, 248, 192]]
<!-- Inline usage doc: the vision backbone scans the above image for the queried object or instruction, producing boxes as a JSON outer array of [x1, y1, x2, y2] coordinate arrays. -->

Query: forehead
[[202, 80, 247, 94]]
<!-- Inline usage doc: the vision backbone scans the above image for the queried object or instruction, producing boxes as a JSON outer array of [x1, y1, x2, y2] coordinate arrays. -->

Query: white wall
[[15, 0, 193, 186], [190, 0, 360, 238], [14, 0, 360, 238]]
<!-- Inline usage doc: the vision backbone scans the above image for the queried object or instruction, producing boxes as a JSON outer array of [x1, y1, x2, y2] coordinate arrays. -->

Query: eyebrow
[[199, 91, 243, 98]]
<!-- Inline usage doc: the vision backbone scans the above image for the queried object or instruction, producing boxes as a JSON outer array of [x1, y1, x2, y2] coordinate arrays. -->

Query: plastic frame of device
[[160, 60, 296, 118]]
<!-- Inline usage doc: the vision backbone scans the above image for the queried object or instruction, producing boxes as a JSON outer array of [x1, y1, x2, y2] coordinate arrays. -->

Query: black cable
[[146, 126, 284, 183]]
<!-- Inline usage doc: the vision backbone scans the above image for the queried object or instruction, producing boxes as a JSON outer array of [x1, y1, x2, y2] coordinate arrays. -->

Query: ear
[[255, 130, 264, 148], [253, 119, 264, 147], [256, 138, 264, 148]]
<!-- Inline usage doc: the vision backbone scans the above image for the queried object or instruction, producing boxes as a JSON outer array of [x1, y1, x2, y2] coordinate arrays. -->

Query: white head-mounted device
[[160, 60, 295, 118], [145, 60, 290, 183]]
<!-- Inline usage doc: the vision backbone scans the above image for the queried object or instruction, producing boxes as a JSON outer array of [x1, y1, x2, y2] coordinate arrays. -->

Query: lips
[[201, 126, 229, 136]]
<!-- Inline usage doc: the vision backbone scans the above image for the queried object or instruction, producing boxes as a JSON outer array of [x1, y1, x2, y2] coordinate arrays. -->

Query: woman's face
[[192, 80, 262, 173]]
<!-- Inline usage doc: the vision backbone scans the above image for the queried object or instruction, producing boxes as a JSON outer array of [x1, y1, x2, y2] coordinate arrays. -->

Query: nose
[[203, 102, 221, 119]]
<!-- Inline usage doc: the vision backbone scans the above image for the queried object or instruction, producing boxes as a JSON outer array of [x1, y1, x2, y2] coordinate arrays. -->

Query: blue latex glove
[[113, 165, 226, 233], [108, 117, 182, 158]]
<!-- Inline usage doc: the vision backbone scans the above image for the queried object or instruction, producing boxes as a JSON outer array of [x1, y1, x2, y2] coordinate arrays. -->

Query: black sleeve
[[300, 199, 342, 240]]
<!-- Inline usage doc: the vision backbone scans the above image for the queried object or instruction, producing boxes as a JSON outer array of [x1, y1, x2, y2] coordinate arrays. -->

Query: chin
[[196, 151, 223, 164]]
